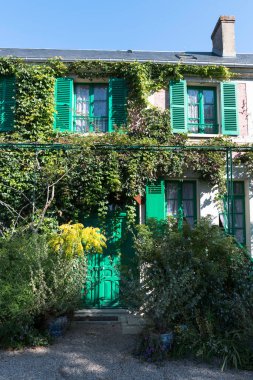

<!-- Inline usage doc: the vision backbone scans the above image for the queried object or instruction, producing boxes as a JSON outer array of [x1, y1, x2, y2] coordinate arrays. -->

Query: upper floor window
[[187, 87, 217, 134], [170, 80, 238, 136], [74, 84, 108, 133], [54, 77, 127, 133]]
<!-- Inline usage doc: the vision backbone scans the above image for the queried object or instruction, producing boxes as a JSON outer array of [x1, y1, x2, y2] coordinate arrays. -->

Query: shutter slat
[[0, 76, 15, 132], [221, 82, 239, 135], [146, 180, 166, 221], [108, 78, 127, 132], [170, 80, 187, 133], [54, 78, 73, 132]]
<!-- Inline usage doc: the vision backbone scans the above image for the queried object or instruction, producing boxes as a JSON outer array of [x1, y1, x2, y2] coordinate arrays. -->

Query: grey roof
[[1, 48, 253, 67]]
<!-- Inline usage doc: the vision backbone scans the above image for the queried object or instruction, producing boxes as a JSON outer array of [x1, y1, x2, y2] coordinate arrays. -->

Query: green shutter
[[108, 78, 127, 132], [54, 78, 73, 132], [221, 82, 238, 135], [146, 180, 166, 221], [0, 76, 15, 132], [170, 80, 187, 133]]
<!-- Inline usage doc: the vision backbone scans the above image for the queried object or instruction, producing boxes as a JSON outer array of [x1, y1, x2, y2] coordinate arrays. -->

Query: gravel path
[[0, 322, 252, 380]]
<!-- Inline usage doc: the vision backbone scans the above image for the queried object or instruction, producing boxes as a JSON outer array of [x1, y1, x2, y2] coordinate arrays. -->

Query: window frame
[[187, 86, 218, 134], [73, 83, 109, 133], [230, 181, 246, 245]]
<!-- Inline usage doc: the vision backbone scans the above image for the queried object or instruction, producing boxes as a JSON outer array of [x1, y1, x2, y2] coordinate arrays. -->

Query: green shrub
[[127, 218, 253, 369], [0, 233, 85, 347]]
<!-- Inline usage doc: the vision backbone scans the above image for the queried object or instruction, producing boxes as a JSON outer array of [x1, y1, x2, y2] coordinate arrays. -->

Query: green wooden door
[[83, 212, 127, 308]]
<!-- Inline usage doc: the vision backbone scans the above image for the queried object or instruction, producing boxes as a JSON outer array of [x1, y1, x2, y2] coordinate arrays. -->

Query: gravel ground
[[0, 322, 252, 380]]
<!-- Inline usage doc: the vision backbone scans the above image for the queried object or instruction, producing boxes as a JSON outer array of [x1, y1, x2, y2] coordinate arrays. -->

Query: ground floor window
[[166, 181, 197, 228], [228, 181, 246, 244]]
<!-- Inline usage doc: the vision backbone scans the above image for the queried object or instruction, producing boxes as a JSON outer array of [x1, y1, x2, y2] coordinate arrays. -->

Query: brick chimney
[[211, 16, 236, 57]]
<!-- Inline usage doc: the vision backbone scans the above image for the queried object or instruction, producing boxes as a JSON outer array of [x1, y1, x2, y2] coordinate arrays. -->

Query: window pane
[[75, 85, 89, 116], [75, 118, 90, 133], [234, 214, 243, 228], [234, 182, 244, 195], [235, 229, 244, 244], [188, 104, 199, 122], [188, 124, 199, 133], [204, 105, 215, 123], [183, 200, 194, 217], [167, 183, 178, 199], [167, 200, 178, 215], [91, 118, 108, 133], [94, 86, 107, 101], [188, 89, 199, 103], [203, 90, 214, 104], [182, 182, 193, 199], [185, 217, 194, 228], [94, 101, 107, 117], [234, 199, 243, 213]]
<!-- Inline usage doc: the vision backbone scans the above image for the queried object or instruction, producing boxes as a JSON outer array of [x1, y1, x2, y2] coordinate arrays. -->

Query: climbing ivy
[[0, 57, 236, 229]]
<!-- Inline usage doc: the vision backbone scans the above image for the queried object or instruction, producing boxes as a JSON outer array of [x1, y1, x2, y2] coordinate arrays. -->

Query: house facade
[[0, 15, 253, 308]]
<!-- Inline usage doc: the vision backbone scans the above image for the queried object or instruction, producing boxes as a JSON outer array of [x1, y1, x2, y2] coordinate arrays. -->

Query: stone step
[[74, 315, 119, 322], [75, 308, 129, 316], [74, 309, 146, 334]]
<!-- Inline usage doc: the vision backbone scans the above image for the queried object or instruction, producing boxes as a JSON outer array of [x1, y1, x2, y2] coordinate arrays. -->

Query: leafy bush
[[49, 223, 107, 257], [127, 218, 253, 369], [0, 231, 85, 347]]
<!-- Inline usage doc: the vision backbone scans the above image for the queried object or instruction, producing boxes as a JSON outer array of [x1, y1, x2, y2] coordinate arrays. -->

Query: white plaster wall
[[199, 181, 220, 225]]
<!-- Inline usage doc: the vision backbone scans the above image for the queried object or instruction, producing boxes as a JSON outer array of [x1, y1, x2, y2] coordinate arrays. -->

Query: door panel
[[83, 211, 128, 308]]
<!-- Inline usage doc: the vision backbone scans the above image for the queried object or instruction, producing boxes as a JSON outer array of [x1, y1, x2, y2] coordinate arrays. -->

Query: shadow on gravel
[[0, 323, 252, 380]]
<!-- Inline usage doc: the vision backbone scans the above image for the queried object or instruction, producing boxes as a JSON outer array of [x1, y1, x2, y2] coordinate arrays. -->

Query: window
[[226, 182, 246, 244], [74, 84, 108, 133], [187, 87, 217, 134], [166, 181, 197, 228], [170, 80, 238, 135], [54, 77, 127, 133]]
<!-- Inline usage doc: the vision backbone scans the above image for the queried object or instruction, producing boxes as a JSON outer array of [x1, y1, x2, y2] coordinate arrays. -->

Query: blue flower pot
[[48, 316, 68, 337], [160, 332, 174, 350]]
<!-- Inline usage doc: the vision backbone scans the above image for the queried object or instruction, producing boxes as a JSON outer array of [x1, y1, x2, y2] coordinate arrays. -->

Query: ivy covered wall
[[0, 57, 239, 231]]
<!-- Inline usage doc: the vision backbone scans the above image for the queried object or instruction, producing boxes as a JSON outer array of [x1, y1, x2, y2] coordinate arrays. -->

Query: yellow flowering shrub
[[49, 223, 107, 258]]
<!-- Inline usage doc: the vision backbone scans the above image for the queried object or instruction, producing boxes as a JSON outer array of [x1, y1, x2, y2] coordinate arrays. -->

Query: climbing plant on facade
[[0, 57, 237, 230]]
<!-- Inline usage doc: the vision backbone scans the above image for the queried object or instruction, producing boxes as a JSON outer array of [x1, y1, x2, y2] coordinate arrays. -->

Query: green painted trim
[[146, 179, 166, 221], [108, 82, 113, 132], [108, 78, 127, 132], [170, 80, 187, 133], [89, 85, 94, 132], [232, 181, 246, 244], [0, 76, 16, 132], [54, 78, 73, 132], [221, 82, 239, 136]]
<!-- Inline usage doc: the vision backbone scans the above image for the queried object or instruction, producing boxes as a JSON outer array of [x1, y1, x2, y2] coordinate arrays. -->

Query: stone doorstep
[[74, 309, 146, 334], [75, 308, 129, 316]]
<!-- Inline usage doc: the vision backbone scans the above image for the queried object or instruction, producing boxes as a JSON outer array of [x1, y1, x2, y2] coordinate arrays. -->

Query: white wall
[[199, 181, 220, 225]]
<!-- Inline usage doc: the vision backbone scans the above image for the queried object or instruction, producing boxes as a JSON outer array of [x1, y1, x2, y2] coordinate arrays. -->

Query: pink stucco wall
[[151, 89, 167, 110], [238, 83, 248, 137]]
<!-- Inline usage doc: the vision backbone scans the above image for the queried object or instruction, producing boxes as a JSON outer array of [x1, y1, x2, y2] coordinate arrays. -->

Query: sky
[[0, 0, 253, 53]]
